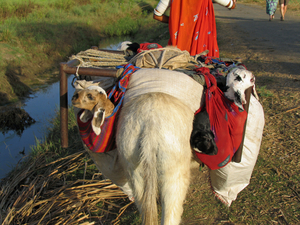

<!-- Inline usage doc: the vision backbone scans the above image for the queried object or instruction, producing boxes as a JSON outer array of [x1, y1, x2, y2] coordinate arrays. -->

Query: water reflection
[[0, 76, 75, 180], [0, 38, 131, 180]]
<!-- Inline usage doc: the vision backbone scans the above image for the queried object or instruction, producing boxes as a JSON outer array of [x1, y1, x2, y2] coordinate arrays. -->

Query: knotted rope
[[69, 49, 128, 69]]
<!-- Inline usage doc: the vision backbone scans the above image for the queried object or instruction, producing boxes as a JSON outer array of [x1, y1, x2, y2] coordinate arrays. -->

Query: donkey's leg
[[159, 144, 192, 225], [157, 98, 194, 225]]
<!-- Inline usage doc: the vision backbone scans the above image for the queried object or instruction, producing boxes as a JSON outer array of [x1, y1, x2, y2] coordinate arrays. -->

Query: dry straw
[[0, 151, 131, 225]]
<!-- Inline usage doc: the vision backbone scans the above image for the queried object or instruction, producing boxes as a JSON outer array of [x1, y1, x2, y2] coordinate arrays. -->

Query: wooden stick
[[270, 105, 300, 118], [232, 87, 252, 163]]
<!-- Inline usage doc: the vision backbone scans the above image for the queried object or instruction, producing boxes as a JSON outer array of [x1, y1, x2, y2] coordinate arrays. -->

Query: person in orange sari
[[153, 0, 236, 57]]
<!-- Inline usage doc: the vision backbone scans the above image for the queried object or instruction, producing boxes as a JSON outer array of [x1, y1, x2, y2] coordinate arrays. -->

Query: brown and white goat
[[72, 85, 135, 201], [71, 86, 114, 135]]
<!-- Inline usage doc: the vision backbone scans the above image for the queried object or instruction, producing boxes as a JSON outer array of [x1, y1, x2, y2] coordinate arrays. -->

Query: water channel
[[0, 39, 130, 180]]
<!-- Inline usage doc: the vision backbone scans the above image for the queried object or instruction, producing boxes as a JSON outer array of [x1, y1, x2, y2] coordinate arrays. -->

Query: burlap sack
[[128, 46, 201, 70]]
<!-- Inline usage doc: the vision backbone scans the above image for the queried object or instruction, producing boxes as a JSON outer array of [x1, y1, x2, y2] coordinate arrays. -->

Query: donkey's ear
[[91, 105, 105, 136]]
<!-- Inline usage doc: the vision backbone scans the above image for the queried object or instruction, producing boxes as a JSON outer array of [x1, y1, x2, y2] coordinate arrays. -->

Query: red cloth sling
[[137, 42, 163, 53], [168, 0, 219, 57], [194, 67, 247, 169], [77, 64, 140, 153]]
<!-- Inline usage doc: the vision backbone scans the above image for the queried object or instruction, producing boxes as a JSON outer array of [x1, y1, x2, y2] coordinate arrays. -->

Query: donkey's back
[[116, 92, 195, 225]]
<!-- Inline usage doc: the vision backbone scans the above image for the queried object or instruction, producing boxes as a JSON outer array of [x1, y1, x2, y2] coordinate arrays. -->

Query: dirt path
[[214, 3, 300, 75]]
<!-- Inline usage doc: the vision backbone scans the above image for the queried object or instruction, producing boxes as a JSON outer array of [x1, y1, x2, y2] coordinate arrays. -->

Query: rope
[[69, 49, 128, 69], [67, 47, 235, 87], [127, 47, 197, 65], [159, 49, 166, 69]]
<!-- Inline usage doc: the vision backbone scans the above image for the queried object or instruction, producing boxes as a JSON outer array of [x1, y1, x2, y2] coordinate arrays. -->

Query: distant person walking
[[280, 0, 288, 20], [266, 0, 279, 21]]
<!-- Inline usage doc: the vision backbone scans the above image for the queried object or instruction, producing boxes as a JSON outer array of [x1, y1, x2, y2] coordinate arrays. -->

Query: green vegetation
[[256, 85, 274, 98], [0, 0, 162, 105]]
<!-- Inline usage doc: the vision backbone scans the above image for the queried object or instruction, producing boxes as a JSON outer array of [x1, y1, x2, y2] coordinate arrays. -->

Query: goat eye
[[234, 75, 242, 82], [87, 94, 94, 100], [72, 93, 78, 99]]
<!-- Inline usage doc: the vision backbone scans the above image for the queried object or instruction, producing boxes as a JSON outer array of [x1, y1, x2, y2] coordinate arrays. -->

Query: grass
[[0, 0, 160, 105], [256, 85, 274, 98]]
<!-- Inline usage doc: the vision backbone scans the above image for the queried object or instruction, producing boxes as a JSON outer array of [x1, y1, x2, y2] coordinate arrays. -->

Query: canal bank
[[0, 38, 138, 180]]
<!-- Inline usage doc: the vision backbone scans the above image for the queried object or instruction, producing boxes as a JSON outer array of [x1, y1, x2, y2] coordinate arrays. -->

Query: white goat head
[[117, 41, 132, 51], [71, 86, 114, 135], [224, 68, 255, 110]]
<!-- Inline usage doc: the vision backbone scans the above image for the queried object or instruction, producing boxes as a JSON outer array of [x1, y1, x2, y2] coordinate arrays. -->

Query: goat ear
[[252, 84, 259, 100], [104, 99, 115, 117], [91, 105, 105, 136], [240, 91, 247, 105], [234, 90, 245, 111], [79, 110, 93, 122]]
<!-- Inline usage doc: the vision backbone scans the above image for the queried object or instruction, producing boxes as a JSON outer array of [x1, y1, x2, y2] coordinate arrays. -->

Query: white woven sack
[[123, 68, 204, 113], [209, 95, 265, 206]]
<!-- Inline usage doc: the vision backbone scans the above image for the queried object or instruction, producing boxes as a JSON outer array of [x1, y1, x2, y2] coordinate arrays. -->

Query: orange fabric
[[168, 0, 219, 57]]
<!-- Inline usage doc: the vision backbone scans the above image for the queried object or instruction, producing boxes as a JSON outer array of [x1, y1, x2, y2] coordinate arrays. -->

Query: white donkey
[[116, 67, 257, 225], [73, 67, 259, 225], [116, 68, 203, 225]]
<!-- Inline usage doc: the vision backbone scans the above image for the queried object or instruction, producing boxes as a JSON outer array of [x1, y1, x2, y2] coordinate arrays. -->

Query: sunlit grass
[[0, 0, 160, 104]]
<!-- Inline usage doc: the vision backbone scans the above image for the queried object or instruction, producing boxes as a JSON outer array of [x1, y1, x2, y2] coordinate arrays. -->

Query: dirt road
[[214, 3, 300, 76]]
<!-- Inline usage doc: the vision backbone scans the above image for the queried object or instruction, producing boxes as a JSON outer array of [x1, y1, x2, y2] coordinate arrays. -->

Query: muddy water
[[0, 39, 130, 180]]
